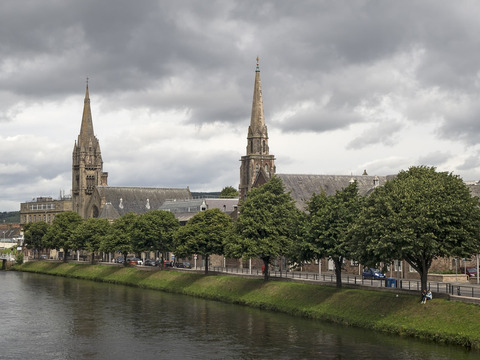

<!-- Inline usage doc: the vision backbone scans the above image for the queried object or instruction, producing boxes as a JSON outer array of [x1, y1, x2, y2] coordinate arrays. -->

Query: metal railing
[[208, 266, 480, 298]]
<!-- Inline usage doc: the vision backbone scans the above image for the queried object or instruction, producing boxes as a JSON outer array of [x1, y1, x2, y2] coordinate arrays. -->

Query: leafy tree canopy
[[350, 166, 480, 291], [132, 210, 179, 255], [219, 186, 239, 198], [302, 181, 363, 287], [72, 218, 111, 263], [23, 221, 49, 257], [175, 208, 233, 274], [43, 211, 83, 262], [100, 212, 137, 265], [229, 176, 302, 280]]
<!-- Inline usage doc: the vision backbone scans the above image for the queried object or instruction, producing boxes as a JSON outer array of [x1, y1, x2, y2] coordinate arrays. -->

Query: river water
[[0, 271, 477, 360]]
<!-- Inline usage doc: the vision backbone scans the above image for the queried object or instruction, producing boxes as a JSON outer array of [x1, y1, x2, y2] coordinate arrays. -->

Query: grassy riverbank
[[13, 261, 480, 350]]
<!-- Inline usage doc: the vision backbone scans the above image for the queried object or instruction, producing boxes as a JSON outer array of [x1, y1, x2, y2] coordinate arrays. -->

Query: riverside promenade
[[204, 265, 480, 305]]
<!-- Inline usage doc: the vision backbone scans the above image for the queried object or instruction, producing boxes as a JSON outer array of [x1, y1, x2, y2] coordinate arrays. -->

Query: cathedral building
[[239, 58, 480, 278], [239, 59, 387, 210], [72, 83, 192, 220]]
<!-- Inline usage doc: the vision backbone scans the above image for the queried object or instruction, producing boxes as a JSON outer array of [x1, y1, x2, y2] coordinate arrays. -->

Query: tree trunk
[[63, 250, 68, 263], [204, 254, 209, 274], [419, 266, 428, 293], [123, 251, 128, 267], [91, 252, 95, 264], [334, 258, 343, 288], [262, 257, 270, 281]]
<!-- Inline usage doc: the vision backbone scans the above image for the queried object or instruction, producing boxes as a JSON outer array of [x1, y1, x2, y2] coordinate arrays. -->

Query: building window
[[394, 260, 402, 272]]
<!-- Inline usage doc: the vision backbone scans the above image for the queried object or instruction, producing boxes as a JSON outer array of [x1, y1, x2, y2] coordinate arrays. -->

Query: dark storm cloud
[[4, 0, 480, 138], [4, 0, 480, 211]]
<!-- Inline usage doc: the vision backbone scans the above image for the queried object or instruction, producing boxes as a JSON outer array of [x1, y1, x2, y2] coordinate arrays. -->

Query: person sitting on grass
[[421, 290, 432, 304]]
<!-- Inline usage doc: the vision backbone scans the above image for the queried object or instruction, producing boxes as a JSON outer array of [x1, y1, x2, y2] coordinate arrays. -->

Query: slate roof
[[277, 173, 395, 210], [466, 182, 480, 199], [96, 186, 192, 217], [98, 202, 121, 220], [159, 198, 239, 223]]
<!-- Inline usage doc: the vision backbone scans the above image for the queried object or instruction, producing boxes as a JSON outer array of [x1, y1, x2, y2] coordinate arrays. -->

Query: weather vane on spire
[[86, 76, 89, 87], [256, 56, 260, 71]]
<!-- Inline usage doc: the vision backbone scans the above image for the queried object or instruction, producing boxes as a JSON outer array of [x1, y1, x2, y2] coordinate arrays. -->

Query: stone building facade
[[20, 196, 73, 225]]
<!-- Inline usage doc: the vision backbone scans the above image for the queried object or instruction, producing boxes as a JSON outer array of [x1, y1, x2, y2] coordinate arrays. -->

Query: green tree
[[219, 186, 239, 198], [100, 212, 136, 266], [350, 166, 480, 292], [43, 212, 83, 262], [23, 221, 49, 259], [133, 210, 179, 264], [228, 176, 302, 281], [72, 218, 111, 264], [175, 208, 233, 274], [302, 181, 363, 288]]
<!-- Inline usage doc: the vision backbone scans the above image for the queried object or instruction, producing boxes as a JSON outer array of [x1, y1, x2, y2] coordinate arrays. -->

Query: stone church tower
[[239, 58, 276, 200], [72, 84, 108, 218]]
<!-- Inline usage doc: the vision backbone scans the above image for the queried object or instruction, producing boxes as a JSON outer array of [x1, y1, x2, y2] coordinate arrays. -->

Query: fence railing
[[208, 266, 480, 299]]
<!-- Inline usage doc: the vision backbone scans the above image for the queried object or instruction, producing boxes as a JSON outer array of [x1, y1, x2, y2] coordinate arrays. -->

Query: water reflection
[[0, 271, 477, 360]]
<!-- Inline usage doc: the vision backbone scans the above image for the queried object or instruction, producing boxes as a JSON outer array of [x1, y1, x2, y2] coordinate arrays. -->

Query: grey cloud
[[416, 151, 451, 168], [4, 0, 480, 211], [347, 121, 404, 150], [458, 154, 480, 172]]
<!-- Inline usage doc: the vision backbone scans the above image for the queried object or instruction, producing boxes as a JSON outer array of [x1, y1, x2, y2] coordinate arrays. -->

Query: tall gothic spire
[[72, 81, 108, 218], [239, 58, 276, 200], [79, 80, 95, 144], [249, 56, 267, 136]]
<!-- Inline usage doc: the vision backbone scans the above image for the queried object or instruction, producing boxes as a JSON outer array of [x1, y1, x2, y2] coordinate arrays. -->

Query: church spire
[[72, 80, 108, 219], [239, 58, 276, 200], [79, 79, 95, 143], [249, 56, 267, 136]]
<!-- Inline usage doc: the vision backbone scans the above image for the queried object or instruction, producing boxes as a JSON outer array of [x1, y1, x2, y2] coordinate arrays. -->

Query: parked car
[[460, 267, 478, 278], [144, 259, 155, 266], [182, 262, 192, 269], [115, 256, 125, 263], [39, 255, 48, 260], [362, 268, 386, 280], [127, 258, 142, 265]]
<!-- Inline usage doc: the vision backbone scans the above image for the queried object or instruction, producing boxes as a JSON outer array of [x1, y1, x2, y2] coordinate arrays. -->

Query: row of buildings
[[17, 58, 480, 280]]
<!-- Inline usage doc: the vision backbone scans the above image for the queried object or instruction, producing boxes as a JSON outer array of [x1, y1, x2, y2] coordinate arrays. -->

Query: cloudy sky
[[2, 0, 480, 212]]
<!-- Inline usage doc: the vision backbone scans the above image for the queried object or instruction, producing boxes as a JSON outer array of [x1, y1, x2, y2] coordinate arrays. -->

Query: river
[[0, 271, 477, 359]]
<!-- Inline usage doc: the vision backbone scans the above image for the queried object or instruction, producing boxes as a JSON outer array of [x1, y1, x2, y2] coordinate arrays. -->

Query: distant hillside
[[0, 211, 20, 224]]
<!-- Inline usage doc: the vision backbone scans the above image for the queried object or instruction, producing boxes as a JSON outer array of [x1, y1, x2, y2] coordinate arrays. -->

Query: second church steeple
[[239, 58, 276, 199]]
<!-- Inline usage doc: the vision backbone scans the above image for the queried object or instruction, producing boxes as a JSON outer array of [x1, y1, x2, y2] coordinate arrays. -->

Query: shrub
[[15, 253, 24, 265]]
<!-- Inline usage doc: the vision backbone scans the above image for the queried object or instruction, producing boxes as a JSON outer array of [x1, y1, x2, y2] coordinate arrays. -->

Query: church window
[[250, 141, 253, 153], [86, 175, 95, 194], [262, 140, 266, 153]]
